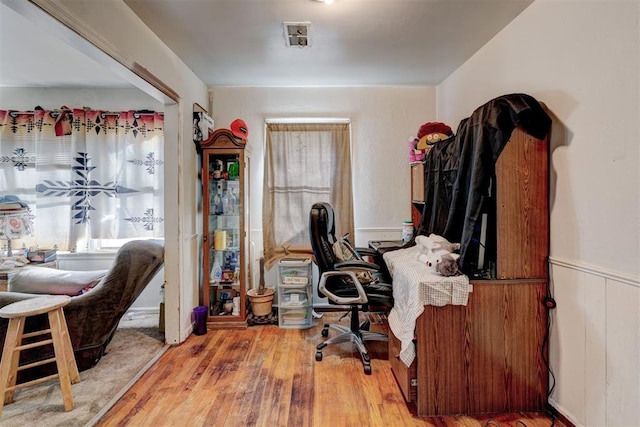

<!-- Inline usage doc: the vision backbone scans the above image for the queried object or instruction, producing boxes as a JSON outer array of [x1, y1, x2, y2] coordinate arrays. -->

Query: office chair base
[[315, 322, 388, 375]]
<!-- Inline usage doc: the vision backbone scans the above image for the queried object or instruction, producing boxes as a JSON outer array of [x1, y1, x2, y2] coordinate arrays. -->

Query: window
[[0, 109, 164, 252], [263, 121, 353, 264]]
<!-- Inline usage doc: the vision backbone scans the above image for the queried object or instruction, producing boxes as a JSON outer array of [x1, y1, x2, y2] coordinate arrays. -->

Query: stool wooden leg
[[0, 317, 25, 415], [56, 308, 80, 384], [48, 309, 74, 411]]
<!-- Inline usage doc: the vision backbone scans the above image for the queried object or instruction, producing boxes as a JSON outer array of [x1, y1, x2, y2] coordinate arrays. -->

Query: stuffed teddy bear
[[415, 234, 461, 277]]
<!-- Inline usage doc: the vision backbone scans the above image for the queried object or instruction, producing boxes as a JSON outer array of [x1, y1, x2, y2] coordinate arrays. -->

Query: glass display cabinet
[[199, 128, 247, 328]]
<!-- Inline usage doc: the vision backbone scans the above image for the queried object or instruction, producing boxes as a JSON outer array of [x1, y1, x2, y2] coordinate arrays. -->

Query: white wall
[[209, 86, 436, 287], [437, 2, 640, 425]]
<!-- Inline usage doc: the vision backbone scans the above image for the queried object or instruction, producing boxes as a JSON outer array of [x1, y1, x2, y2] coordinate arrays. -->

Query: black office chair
[[309, 202, 393, 375]]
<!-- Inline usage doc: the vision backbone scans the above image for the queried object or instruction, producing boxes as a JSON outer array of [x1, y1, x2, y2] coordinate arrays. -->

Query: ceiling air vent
[[283, 21, 311, 47]]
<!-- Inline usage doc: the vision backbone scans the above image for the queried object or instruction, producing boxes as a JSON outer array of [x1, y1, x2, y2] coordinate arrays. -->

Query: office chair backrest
[[309, 202, 337, 272], [310, 202, 347, 297]]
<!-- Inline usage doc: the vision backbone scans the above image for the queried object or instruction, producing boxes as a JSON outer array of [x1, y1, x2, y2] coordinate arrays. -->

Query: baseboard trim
[[548, 399, 581, 427]]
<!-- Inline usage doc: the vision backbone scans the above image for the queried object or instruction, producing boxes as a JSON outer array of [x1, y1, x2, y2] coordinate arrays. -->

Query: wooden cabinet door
[[410, 162, 425, 203]]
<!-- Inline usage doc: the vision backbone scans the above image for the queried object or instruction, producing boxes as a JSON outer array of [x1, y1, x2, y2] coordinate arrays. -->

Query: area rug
[[0, 325, 167, 427]]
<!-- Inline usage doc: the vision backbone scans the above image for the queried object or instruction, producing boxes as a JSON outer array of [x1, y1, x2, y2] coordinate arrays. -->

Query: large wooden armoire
[[391, 126, 550, 416]]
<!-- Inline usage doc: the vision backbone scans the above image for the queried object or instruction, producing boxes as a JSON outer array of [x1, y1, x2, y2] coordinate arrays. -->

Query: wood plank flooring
[[96, 313, 567, 427]]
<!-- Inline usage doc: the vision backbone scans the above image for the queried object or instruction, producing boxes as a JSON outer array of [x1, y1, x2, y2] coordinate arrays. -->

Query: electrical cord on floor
[[543, 267, 558, 427]]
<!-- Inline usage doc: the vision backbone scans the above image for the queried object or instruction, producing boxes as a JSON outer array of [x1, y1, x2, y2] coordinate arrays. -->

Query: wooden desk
[[386, 126, 550, 415], [390, 279, 549, 416], [368, 240, 404, 253], [0, 261, 58, 292]]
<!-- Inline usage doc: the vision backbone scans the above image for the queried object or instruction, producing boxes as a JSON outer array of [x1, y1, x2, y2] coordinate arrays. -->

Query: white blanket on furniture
[[384, 245, 472, 367]]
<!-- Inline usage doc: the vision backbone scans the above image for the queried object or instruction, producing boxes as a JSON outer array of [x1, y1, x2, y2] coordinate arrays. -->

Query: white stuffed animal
[[415, 234, 461, 276], [415, 234, 460, 255], [417, 251, 460, 276]]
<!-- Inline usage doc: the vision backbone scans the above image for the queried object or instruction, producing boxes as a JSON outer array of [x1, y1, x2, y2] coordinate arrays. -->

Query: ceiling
[[0, 2, 131, 88], [0, 0, 533, 88]]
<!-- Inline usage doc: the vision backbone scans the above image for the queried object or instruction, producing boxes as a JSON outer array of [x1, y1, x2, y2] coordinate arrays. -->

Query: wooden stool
[[0, 295, 80, 415]]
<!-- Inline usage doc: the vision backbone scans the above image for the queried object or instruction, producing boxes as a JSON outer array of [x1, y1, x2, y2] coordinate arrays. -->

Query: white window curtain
[[263, 122, 353, 267], [0, 108, 164, 251]]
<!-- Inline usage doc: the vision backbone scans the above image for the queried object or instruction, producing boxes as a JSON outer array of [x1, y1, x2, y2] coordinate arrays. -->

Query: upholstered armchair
[[0, 239, 164, 380]]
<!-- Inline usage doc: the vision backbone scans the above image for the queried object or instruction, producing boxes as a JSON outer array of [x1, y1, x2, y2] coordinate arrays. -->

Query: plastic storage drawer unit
[[277, 259, 313, 329]]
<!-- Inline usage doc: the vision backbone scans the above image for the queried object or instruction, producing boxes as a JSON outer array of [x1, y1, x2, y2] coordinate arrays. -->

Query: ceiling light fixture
[[313, 0, 334, 4]]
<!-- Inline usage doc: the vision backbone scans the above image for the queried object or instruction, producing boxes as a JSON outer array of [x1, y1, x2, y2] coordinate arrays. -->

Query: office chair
[[309, 202, 393, 375]]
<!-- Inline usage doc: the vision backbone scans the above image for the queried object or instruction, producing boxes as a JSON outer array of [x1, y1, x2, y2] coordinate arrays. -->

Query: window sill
[[56, 250, 117, 261]]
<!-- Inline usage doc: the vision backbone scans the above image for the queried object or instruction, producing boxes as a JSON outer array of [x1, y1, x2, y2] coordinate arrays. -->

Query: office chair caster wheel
[[316, 351, 323, 361], [321, 328, 329, 337], [361, 353, 372, 374]]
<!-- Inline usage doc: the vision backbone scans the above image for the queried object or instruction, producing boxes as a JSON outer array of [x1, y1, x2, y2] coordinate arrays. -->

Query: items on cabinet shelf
[[410, 162, 425, 229], [277, 258, 313, 329]]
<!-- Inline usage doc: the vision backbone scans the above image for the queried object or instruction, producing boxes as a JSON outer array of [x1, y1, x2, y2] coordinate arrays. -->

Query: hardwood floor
[[97, 313, 567, 427]]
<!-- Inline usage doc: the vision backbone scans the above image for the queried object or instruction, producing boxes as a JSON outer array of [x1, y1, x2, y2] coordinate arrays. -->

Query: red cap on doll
[[417, 122, 453, 139]]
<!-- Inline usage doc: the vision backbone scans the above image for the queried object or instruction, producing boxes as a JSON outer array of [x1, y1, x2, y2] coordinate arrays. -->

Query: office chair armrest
[[333, 259, 380, 272], [318, 271, 368, 305]]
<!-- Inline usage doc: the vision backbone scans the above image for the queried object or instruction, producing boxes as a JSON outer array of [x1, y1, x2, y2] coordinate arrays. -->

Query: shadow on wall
[[537, 91, 577, 263]]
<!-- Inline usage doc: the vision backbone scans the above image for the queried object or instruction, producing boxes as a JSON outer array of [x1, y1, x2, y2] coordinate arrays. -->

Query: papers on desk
[[383, 245, 472, 367]]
